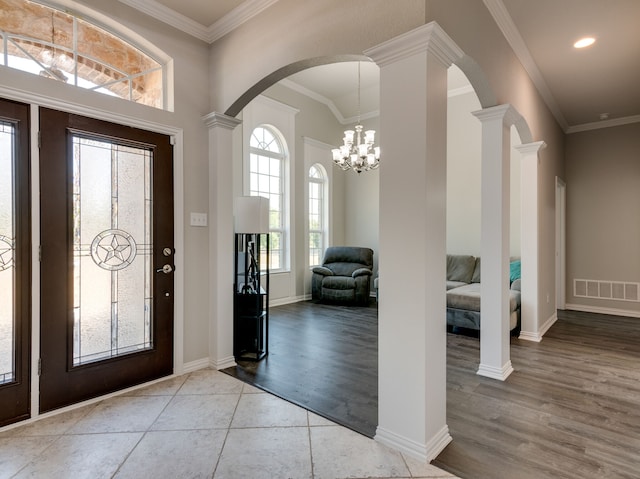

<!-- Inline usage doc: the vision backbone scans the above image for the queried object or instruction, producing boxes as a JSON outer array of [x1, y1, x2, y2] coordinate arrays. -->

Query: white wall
[[446, 90, 521, 258]]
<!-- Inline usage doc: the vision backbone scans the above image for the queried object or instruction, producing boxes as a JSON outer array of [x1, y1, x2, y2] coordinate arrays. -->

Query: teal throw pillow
[[510, 260, 521, 282]]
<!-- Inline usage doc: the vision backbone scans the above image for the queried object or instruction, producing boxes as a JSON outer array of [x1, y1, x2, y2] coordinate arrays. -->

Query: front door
[[39, 108, 174, 413], [0, 98, 31, 427]]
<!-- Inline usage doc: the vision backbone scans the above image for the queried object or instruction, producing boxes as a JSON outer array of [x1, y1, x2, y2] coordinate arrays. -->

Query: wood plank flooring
[[434, 309, 640, 479], [223, 300, 378, 437], [225, 304, 640, 478]]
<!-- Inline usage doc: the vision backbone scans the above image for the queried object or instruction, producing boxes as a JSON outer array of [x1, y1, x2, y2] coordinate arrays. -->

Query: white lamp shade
[[234, 196, 270, 233]]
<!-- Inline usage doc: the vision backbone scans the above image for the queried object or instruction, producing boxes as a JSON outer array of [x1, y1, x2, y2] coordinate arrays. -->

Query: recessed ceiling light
[[574, 37, 596, 49]]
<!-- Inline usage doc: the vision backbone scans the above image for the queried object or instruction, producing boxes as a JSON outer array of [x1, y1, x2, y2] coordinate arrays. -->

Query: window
[[308, 164, 327, 267], [0, 0, 166, 109], [249, 126, 287, 271]]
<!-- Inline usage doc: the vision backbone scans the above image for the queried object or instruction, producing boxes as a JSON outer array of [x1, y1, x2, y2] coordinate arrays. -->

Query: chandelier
[[331, 62, 380, 173]]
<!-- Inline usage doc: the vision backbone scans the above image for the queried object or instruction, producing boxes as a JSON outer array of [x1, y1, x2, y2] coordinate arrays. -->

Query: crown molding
[[566, 114, 640, 134], [206, 0, 280, 43], [483, 0, 569, 133], [279, 78, 380, 126], [119, 0, 279, 44], [118, 0, 210, 42]]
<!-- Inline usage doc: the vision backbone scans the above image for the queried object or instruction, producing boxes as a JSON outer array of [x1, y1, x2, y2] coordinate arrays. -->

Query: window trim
[[248, 124, 289, 273], [308, 163, 328, 268]]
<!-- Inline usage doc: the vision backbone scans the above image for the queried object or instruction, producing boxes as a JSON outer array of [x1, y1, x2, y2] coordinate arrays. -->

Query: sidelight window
[[0, 121, 16, 384]]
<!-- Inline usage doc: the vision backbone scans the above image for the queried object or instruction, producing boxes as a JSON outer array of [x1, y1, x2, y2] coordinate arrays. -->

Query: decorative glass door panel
[[39, 108, 173, 413], [0, 98, 30, 428], [0, 121, 16, 384], [72, 136, 153, 365]]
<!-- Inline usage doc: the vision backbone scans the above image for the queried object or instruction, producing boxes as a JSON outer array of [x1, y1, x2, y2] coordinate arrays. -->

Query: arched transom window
[[0, 0, 167, 109], [249, 126, 287, 271]]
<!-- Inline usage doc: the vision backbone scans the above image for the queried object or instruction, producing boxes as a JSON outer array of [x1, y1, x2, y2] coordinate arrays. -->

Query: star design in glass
[[0, 238, 13, 271], [97, 234, 131, 265]]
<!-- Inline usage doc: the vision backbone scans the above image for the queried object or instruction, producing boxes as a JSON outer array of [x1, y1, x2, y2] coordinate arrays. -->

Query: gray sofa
[[312, 246, 374, 305], [446, 254, 521, 332]]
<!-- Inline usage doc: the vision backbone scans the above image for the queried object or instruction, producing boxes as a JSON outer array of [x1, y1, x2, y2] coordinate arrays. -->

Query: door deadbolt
[[163, 247, 172, 257]]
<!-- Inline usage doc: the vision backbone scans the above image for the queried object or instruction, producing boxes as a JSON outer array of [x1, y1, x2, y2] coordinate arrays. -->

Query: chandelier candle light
[[331, 62, 380, 173]]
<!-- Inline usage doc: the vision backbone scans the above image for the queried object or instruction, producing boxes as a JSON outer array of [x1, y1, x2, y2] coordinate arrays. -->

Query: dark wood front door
[[0, 98, 31, 427], [39, 108, 174, 413]]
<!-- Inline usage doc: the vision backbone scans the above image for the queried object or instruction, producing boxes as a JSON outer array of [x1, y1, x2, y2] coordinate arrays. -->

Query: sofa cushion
[[447, 283, 520, 312], [510, 260, 521, 282], [471, 257, 481, 283], [446, 255, 476, 283], [446, 280, 467, 290]]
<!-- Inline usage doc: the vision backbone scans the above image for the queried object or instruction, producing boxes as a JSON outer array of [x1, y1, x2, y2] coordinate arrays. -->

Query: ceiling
[[119, 0, 640, 133]]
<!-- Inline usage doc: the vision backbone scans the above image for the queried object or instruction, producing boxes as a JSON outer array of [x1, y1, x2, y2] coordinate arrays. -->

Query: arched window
[[0, 0, 167, 109], [249, 126, 287, 271], [308, 164, 327, 267]]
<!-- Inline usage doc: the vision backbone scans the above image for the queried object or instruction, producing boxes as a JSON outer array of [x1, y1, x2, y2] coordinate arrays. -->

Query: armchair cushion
[[312, 266, 334, 276], [352, 267, 373, 278]]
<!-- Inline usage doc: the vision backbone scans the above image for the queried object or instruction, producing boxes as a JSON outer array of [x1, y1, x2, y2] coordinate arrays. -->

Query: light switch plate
[[190, 212, 208, 227]]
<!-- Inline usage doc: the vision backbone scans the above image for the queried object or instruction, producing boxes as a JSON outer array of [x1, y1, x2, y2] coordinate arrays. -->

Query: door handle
[[156, 264, 174, 274]]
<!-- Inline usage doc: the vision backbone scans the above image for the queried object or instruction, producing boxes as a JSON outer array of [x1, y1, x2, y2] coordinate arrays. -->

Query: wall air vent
[[574, 279, 640, 302]]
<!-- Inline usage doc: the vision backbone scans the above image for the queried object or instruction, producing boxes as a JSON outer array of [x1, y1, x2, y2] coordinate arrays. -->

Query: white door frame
[[555, 176, 566, 310]]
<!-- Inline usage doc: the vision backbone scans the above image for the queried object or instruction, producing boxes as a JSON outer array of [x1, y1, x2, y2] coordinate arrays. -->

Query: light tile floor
[[0, 369, 458, 479]]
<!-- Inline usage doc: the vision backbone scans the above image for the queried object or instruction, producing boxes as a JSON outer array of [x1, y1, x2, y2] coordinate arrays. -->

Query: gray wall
[[565, 123, 640, 314]]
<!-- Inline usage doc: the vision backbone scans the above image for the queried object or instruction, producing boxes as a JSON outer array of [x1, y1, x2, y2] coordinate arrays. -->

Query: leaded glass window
[[72, 135, 153, 365], [0, 121, 16, 384]]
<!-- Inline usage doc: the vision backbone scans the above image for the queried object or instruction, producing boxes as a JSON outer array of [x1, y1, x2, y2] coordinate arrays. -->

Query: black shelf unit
[[233, 232, 269, 361]]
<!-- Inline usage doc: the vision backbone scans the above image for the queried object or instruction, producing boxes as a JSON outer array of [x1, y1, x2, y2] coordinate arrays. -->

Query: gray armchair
[[312, 246, 374, 305]]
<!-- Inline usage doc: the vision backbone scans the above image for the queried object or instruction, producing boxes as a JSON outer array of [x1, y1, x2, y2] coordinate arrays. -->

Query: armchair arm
[[312, 266, 334, 276], [352, 268, 372, 278]]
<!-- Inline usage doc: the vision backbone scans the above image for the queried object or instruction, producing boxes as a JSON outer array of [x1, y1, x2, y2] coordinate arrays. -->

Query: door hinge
[[38, 245, 42, 262], [37, 358, 42, 376], [37, 131, 41, 149]]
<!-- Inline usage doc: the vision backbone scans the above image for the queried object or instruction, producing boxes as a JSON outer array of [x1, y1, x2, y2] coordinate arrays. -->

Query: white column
[[516, 141, 546, 342], [473, 104, 519, 381], [365, 22, 462, 462], [203, 112, 242, 369]]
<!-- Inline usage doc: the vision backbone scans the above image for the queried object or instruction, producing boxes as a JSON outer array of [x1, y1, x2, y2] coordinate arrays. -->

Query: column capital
[[514, 141, 547, 156], [472, 103, 521, 126], [364, 21, 463, 68], [202, 111, 242, 130]]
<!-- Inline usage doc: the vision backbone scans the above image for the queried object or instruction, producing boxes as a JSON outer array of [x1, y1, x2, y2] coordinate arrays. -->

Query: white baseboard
[[519, 311, 557, 342], [477, 360, 514, 381], [375, 424, 452, 462], [424, 425, 453, 461], [539, 312, 558, 336], [565, 303, 640, 318], [269, 294, 308, 307], [210, 356, 236, 370], [182, 358, 211, 373], [518, 330, 542, 342]]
